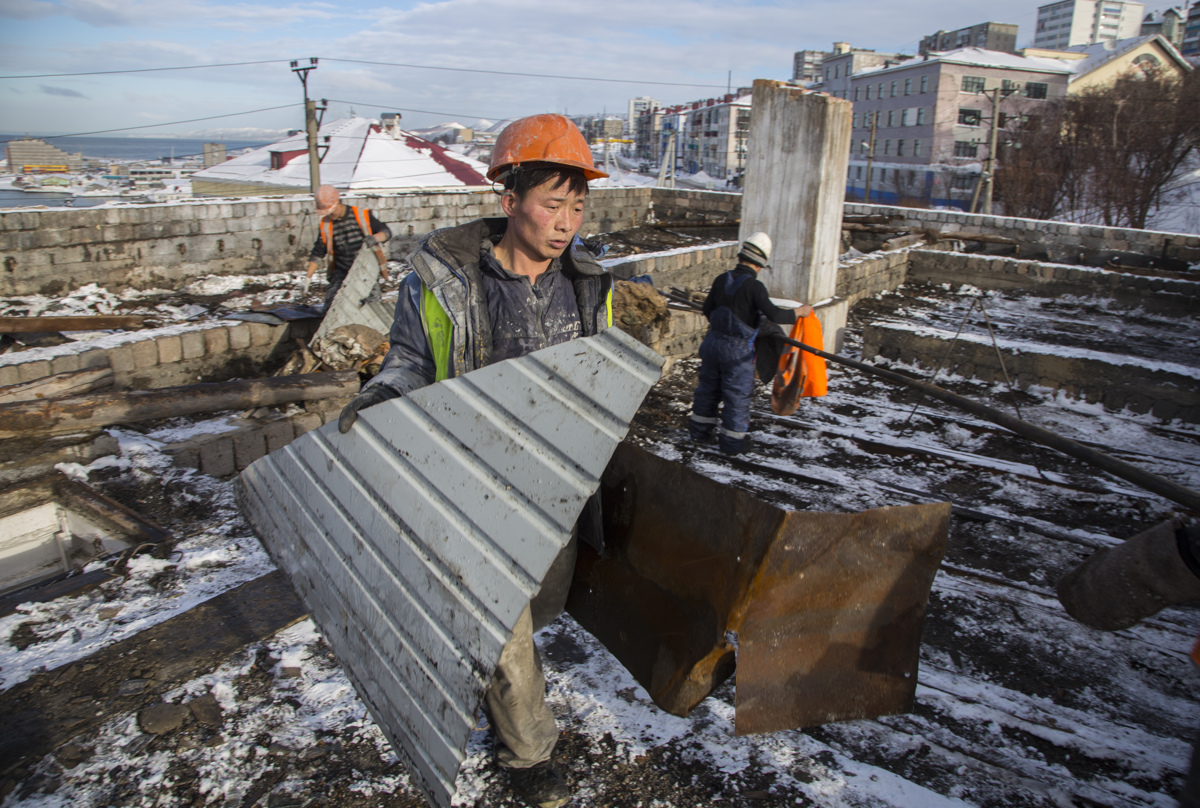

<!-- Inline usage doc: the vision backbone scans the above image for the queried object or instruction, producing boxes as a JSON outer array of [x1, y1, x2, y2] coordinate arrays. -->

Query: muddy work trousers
[[483, 536, 576, 769], [690, 326, 757, 455]]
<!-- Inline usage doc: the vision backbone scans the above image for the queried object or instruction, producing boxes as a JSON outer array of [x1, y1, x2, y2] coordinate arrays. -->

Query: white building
[[1034, 0, 1145, 48], [189, 116, 489, 197], [627, 97, 659, 137]]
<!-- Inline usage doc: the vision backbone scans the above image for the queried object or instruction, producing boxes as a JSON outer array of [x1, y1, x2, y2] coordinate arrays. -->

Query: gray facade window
[[887, 109, 896, 127], [866, 85, 873, 100], [914, 139, 922, 156], [1025, 81, 1048, 99], [920, 75, 929, 93], [962, 75, 986, 94], [854, 86, 861, 101], [954, 140, 978, 157], [958, 108, 982, 126], [890, 80, 898, 97], [898, 139, 906, 156], [917, 107, 927, 125], [904, 78, 913, 95], [884, 139, 892, 155]]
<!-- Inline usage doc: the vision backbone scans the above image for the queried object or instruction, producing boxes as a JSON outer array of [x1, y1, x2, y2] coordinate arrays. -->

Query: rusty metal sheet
[[567, 442, 950, 735], [236, 329, 664, 807]]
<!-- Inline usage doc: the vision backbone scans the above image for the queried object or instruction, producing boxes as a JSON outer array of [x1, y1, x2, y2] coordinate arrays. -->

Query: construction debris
[[0, 371, 358, 439], [310, 325, 388, 374], [612, 279, 669, 330], [235, 328, 665, 808]]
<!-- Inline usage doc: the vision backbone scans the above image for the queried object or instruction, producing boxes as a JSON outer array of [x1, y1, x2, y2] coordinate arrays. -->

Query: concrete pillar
[[740, 80, 853, 350]]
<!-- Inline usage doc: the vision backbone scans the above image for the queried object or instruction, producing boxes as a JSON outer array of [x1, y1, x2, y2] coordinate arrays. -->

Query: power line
[[323, 58, 730, 89], [0, 59, 294, 80], [0, 55, 731, 90], [325, 99, 506, 122], [8, 105, 298, 141]]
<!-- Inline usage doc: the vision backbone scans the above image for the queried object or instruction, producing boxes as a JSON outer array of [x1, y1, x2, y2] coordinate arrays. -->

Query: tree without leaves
[[996, 66, 1200, 228]]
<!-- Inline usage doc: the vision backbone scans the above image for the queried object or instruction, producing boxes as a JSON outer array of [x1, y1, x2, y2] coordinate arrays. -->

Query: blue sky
[[0, 0, 1056, 140]]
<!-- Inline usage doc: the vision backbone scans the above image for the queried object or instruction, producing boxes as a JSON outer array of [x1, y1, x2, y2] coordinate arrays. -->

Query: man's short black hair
[[503, 162, 589, 199]]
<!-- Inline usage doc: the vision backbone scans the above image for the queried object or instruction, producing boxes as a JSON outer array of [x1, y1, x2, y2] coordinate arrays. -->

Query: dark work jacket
[[369, 217, 612, 397], [702, 263, 798, 329]]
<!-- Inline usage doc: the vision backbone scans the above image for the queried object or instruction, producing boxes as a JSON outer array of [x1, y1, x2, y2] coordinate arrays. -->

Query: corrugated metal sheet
[[311, 248, 393, 342], [236, 328, 663, 807]]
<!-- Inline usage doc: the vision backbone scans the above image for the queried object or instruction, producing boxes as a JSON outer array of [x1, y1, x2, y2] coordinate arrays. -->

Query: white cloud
[[0, 0, 57, 19]]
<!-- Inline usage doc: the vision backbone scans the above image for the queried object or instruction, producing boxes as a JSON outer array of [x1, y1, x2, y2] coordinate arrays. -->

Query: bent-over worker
[[305, 184, 391, 310], [689, 232, 812, 455], [337, 114, 611, 808]]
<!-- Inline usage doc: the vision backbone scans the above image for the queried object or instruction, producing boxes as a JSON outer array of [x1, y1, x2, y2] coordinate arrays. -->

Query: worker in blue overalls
[[689, 232, 811, 455]]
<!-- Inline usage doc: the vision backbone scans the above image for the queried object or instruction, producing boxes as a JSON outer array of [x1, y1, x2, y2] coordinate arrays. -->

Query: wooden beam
[[0, 371, 359, 439], [0, 366, 114, 405], [0, 315, 146, 333]]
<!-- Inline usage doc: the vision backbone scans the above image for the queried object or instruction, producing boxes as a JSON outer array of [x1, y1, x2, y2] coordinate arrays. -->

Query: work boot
[[718, 432, 750, 456], [507, 760, 570, 808], [688, 416, 714, 442], [1057, 519, 1200, 631]]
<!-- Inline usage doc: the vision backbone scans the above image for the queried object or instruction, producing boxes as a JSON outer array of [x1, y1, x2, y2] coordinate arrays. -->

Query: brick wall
[[907, 249, 1200, 315], [0, 187, 696, 297], [0, 319, 312, 391], [862, 322, 1200, 423], [843, 202, 1200, 264]]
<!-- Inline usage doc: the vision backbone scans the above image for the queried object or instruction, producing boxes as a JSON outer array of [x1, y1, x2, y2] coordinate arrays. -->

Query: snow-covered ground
[[2, 279, 1198, 807]]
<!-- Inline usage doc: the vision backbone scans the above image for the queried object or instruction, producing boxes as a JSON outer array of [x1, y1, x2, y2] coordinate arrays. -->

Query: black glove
[[1057, 519, 1200, 631], [338, 385, 397, 434]]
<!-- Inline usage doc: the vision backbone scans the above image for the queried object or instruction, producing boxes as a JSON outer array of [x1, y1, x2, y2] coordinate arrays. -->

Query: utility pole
[[864, 111, 878, 203], [291, 58, 322, 194], [657, 132, 677, 188], [969, 87, 1011, 214]]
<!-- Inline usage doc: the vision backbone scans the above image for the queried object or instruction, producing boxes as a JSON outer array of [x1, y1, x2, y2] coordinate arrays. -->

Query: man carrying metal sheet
[[337, 113, 612, 808]]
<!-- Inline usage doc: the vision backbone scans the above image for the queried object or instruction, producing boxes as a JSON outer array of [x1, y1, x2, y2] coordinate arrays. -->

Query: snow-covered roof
[[1052, 34, 1194, 78], [191, 116, 489, 191], [852, 48, 1076, 79]]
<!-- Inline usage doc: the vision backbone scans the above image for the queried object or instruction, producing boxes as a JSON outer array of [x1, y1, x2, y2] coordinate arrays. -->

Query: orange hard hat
[[487, 114, 608, 182]]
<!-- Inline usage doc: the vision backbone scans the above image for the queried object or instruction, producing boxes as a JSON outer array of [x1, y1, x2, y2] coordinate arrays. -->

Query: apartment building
[[5, 138, 85, 174], [792, 49, 828, 84], [1181, 1, 1200, 53], [627, 97, 659, 137], [815, 45, 908, 100], [638, 93, 751, 183], [1034, 0, 1145, 48], [818, 50, 1072, 207], [919, 22, 1020, 56]]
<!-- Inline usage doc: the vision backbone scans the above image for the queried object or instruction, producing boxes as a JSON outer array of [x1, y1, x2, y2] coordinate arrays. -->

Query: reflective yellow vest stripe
[[421, 284, 454, 382]]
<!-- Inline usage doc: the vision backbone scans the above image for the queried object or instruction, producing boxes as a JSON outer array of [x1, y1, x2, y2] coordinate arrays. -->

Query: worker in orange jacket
[[304, 185, 391, 310]]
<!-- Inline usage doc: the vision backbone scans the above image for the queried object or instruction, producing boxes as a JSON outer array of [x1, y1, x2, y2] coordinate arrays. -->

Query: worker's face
[[501, 178, 586, 263], [318, 201, 343, 221]]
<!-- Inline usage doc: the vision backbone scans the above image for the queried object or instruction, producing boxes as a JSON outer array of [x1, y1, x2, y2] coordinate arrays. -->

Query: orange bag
[[771, 314, 828, 416]]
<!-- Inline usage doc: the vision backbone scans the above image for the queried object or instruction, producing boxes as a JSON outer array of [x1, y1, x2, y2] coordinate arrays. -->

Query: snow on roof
[[1052, 34, 1192, 78], [852, 47, 1076, 78], [191, 116, 488, 190]]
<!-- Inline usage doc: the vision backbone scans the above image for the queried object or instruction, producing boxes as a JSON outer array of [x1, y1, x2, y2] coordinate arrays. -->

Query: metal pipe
[[769, 332, 1200, 513]]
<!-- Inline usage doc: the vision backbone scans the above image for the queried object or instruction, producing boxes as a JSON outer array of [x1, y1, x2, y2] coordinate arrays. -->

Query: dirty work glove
[[300, 276, 311, 297], [359, 280, 383, 308], [338, 385, 397, 434], [1056, 519, 1200, 631]]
